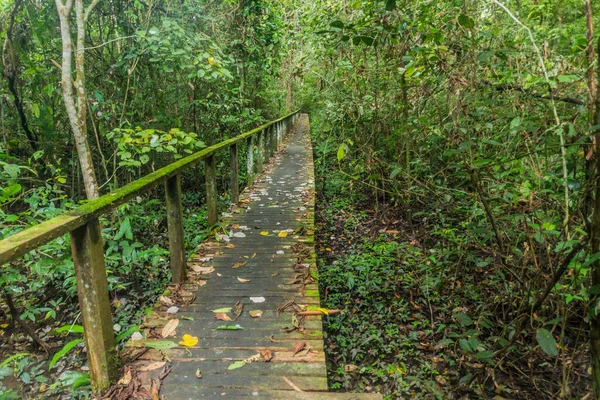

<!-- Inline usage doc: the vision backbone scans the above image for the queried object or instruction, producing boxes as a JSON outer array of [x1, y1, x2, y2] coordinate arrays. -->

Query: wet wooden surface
[[126, 115, 381, 399]]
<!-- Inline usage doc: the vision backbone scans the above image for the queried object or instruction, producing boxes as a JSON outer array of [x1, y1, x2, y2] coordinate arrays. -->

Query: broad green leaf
[[49, 339, 84, 369], [227, 360, 246, 370], [144, 340, 178, 350], [337, 144, 345, 161], [458, 14, 475, 29], [536, 328, 558, 357]]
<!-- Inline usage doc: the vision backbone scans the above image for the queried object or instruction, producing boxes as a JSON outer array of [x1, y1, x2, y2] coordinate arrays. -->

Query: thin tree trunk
[[55, 0, 100, 200], [590, 37, 600, 399]]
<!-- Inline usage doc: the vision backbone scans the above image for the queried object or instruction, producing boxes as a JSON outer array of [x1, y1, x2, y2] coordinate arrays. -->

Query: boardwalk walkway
[[126, 115, 380, 399]]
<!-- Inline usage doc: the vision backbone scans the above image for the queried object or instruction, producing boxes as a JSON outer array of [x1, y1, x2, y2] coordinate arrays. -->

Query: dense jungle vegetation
[[1, 0, 600, 398]]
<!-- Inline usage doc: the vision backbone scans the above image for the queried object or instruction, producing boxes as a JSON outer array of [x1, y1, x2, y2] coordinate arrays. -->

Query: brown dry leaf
[[117, 367, 132, 385], [344, 364, 358, 373], [150, 378, 160, 400], [233, 301, 244, 320], [161, 319, 179, 338], [195, 367, 202, 379], [271, 272, 279, 277], [249, 310, 263, 318], [292, 341, 307, 356], [215, 313, 232, 321], [295, 344, 311, 357], [191, 265, 215, 274], [251, 253, 257, 259], [261, 349, 273, 362], [237, 277, 251, 283], [158, 295, 173, 306], [138, 361, 167, 372], [226, 243, 235, 249], [232, 262, 247, 269], [232, 224, 240, 229]]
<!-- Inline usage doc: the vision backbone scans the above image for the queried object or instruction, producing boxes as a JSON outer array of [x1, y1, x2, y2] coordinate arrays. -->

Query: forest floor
[[314, 175, 591, 399]]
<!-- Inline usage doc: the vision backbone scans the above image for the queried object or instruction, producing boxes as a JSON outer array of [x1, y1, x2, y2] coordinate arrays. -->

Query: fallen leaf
[[435, 375, 447, 385], [226, 243, 235, 249], [138, 361, 167, 372], [195, 367, 202, 379], [344, 364, 358, 373], [261, 349, 273, 362], [212, 307, 232, 313], [232, 262, 247, 269], [278, 231, 288, 238], [271, 273, 279, 277], [295, 344, 311, 357], [166, 306, 179, 314], [145, 340, 178, 350], [228, 360, 246, 370], [159, 295, 173, 306], [191, 266, 215, 274], [131, 332, 144, 340], [276, 250, 284, 254], [215, 313, 232, 321], [233, 232, 246, 238], [237, 277, 251, 283], [161, 319, 179, 338], [292, 342, 307, 356], [249, 310, 263, 318], [260, 231, 269, 236], [215, 324, 244, 330], [252, 253, 257, 259], [117, 368, 132, 385], [232, 224, 240, 229], [179, 334, 199, 347], [233, 301, 244, 320], [250, 297, 266, 303]]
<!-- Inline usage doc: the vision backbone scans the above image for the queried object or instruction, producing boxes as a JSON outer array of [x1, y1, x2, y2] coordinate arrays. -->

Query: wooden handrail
[[0, 110, 301, 392], [0, 110, 300, 266]]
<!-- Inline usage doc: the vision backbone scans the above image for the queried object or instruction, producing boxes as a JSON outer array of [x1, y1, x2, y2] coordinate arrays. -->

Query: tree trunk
[[55, 0, 99, 200], [590, 37, 600, 399]]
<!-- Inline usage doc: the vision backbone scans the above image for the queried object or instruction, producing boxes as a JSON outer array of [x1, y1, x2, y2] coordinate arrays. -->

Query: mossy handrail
[[0, 110, 301, 392]]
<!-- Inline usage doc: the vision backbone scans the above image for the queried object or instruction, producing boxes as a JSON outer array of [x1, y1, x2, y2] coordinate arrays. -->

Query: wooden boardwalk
[[125, 115, 381, 399]]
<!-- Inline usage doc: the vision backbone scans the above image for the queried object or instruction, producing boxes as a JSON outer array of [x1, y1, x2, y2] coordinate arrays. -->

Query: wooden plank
[[165, 174, 186, 283], [205, 154, 218, 227], [0, 111, 300, 266], [70, 219, 119, 391]]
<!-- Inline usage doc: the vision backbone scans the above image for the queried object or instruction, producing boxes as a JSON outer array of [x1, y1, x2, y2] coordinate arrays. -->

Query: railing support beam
[[246, 136, 254, 186], [165, 174, 186, 283], [230, 143, 239, 204], [70, 219, 118, 392], [257, 130, 264, 173], [205, 154, 218, 227]]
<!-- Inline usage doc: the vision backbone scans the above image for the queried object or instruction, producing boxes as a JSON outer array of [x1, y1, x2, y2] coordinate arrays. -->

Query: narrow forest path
[[124, 115, 381, 399]]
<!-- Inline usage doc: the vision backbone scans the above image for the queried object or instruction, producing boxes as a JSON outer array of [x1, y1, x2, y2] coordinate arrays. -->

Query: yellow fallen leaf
[[260, 231, 269, 236], [237, 277, 251, 283], [0, 323, 8, 329], [226, 243, 235, 249], [179, 334, 199, 347], [278, 231, 288, 238]]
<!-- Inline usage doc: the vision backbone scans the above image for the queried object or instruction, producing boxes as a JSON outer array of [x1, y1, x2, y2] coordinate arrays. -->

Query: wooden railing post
[[165, 174, 186, 283], [257, 130, 264, 173], [264, 127, 271, 163], [205, 154, 218, 227], [69, 219, 118, 392], [230, 143, 239, 204], [246, 136, 254, 186]]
